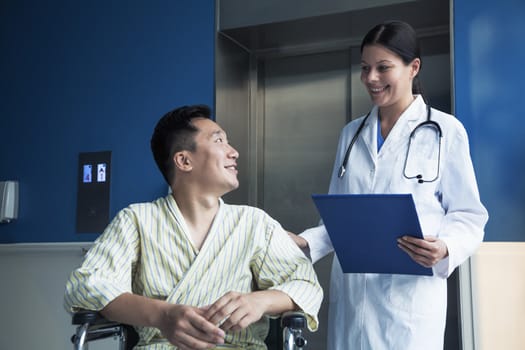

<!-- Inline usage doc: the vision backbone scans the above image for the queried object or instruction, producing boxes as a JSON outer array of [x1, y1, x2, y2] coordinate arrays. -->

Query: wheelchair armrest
[[71, 310, 138, 349], [281, 310, 307, 330], [71, 310, 306, 349], [281, 311, 308, 349], [73, 309, 307, 329], [72, 309, 118, 327]]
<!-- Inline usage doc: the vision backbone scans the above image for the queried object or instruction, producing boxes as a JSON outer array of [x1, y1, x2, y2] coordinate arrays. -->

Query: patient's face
[[189, 118, 240, 195]]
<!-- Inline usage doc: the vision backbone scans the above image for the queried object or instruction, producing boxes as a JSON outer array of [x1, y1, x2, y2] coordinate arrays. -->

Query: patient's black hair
[[150, 104, 211, 185]]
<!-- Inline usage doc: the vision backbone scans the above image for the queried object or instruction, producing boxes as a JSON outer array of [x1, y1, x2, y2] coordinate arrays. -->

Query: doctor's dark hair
[[361, 20, 426, 101], [150, 104, 212, 185]]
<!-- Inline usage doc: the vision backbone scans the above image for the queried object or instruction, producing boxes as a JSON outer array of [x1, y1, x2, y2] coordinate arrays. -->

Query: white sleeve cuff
[[300, 225, 334, 264]]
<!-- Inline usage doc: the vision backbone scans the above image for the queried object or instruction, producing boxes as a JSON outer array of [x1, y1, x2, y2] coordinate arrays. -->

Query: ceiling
[[219, 0, 449, 57]]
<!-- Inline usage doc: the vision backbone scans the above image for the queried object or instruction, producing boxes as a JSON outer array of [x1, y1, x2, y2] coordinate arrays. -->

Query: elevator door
[[260, 49, 351, 349], [261, 50, 350, 231]]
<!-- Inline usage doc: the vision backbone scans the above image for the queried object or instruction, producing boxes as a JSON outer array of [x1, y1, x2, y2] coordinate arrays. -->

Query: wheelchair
[[72, 309, 308, 350]]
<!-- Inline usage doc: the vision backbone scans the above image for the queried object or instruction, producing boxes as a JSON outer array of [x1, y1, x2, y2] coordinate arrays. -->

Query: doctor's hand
[[397, 235, 448, 268], [287, 231, 309, 249]]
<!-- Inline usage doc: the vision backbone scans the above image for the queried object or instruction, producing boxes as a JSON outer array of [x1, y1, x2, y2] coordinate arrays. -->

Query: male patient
[[64, 105, 322, 350]]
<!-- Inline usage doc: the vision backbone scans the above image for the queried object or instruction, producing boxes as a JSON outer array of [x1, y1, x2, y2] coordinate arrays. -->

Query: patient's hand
[[203, 290, 295, 332], [202, 291, 265, 332], [100, 292, 226, 350], [158, 304, 225, 350]]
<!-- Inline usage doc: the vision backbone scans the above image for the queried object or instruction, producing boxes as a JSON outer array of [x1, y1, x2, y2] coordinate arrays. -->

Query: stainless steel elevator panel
[[215, 33, 252, 206], [261, 50, 350, 232]]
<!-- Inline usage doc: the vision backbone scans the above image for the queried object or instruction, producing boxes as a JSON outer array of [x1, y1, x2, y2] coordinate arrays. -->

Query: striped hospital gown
[[64, 195, 322, 349]]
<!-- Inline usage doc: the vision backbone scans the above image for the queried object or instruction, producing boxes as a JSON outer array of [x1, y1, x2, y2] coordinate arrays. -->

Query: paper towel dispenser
[[0, 181, 19, 223]]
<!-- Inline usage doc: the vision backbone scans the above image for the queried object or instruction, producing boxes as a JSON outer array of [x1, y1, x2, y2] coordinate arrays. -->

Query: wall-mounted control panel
[[76, 151, 111, 233]]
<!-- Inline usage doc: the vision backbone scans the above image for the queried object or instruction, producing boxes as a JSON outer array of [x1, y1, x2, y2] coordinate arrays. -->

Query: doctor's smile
[[369, 86, 388, 93]]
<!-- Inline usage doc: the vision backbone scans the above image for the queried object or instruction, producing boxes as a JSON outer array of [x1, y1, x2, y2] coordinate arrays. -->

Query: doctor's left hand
[[397, 235, 448, 268]]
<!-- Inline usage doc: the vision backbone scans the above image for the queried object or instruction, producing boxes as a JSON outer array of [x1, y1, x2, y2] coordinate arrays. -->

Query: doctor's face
[[360, 44, 419, 111], [187, 118, 239, 196]]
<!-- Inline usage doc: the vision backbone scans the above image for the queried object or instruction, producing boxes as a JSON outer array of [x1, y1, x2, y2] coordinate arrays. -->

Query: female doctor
[[291, 21, 488, 350]]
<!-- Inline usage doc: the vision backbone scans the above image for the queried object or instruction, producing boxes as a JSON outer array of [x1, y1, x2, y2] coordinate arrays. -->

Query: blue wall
[[454, 0, 525, 241], [0, 0, 216, 243], [3, 0, 523, 243]]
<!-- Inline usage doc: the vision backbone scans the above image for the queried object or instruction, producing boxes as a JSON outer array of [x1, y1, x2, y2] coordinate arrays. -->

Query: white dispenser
[[0, 181, 19, 223]]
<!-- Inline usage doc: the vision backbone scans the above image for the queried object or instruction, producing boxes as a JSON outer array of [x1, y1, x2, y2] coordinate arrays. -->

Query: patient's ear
[[173, 151, 192, 172]]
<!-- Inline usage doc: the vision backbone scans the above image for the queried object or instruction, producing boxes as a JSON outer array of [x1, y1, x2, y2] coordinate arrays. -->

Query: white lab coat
[[301, 95, 488, 350]]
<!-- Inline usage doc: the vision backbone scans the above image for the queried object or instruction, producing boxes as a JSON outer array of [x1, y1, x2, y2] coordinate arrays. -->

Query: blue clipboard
[[312, 193, 432, 276]]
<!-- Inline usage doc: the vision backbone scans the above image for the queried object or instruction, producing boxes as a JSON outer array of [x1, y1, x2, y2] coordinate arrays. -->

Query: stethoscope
[[338, 104, 442, 184]]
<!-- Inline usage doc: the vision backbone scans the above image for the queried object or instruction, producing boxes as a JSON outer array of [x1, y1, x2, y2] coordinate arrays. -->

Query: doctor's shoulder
[[339, 113, 369, 140], [431, 107, 470, 143]]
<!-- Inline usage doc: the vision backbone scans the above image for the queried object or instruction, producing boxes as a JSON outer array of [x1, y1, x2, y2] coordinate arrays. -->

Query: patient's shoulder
[[223, 203, 281, 234], [224, 202, 271, 219], [117, 196, 170, 221]]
